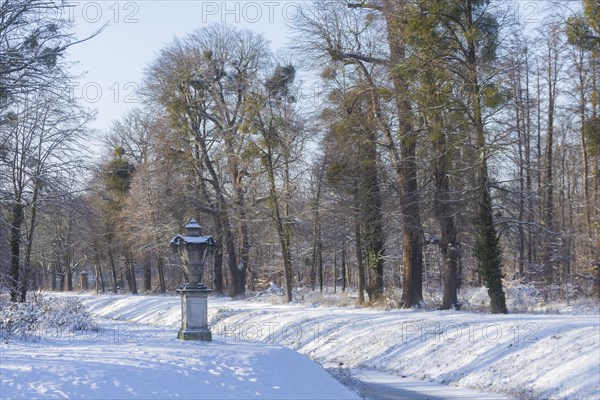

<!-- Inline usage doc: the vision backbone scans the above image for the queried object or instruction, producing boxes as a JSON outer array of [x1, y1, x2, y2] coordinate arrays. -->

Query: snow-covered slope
[[79, 293, 600, 400], [0, 316, 357, 399]]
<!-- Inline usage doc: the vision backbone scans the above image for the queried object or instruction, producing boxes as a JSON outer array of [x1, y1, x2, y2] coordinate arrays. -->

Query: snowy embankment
[[0, 297, 357, 400], [78, 293, 600, 400]]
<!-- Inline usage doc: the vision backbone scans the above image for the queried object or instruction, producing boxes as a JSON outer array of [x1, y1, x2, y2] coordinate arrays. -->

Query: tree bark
[[433, 134, 460, 310], [361, 131, 385, 302], [94, 250, 105, 293], [9, 203, 25, 302], [144, 256, 152, 292], [381, 0, 424, 307], [543, 25, 560, 286], [212, 218, 224, 295], [310, 160, 325, 292], [195, 127, 245, 297], [341, 240, 347, 292], [465, 0, 507, 314], [157, 254, 166, 294], [108, 248, 118, 293], [265, 148, 294, 302], [127, 255, 138, 294], [355, 210, 365, 304]]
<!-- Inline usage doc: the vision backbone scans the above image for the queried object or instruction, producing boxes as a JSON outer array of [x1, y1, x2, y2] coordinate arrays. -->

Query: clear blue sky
[[67, 1, 297, 134]]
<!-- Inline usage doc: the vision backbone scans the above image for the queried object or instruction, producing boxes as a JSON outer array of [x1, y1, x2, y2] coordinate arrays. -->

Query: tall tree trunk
[[433, 133, 460, 310], [212, 218, 224, 295], [310, 161, 325, 292], [534, 59, 545, 268], [465, 0, 507, 314], [156, 254, 166, 294], [143, 259, 151, 292], [341, 239, 347, 292], [543, 26, 560, 286], [515, 64, 526, 278], [194, 149, 223, 294], [124, 254, 137, 295], [228, 133, 249, 297], [361, 131, 385, 302], [318, 236, 324, 293], [381, 0, 423, 307], [576, 47, 592, 236], [9, 202, 25, 302], [222, 213, 244, 297], [94, 250, 105, 293], [197, 132, 245, 297], [355, 210, 365, 304], [65, 263, 73, 292], [237, 215, 249, 295], [265, 150, 294, 302], [51, 262, 57, 291], [20, 178, 41, 302], [333, 246, 338, 294], [108, 247, 118, 293], [525, 50, 534, 270], [310, 221, 319, 291], [420, 57, 460, 309]]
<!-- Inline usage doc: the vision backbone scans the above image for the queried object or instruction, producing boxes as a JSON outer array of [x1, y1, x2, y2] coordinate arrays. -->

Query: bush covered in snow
[[0, 296, 99, 339]]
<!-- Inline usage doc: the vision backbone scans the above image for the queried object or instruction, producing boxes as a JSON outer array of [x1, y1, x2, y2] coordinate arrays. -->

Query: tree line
[[1, 0, 599, 313]]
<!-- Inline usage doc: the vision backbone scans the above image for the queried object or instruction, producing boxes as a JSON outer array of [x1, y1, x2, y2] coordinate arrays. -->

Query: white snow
[[1, 318, 356, 399], [348, 370, 506, 399], [77, 292, 599, 400], [2, 291, 599, 399]]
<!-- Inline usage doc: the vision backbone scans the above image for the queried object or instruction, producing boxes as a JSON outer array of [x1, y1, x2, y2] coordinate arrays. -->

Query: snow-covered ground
[[2, 289, 599, 399], [0, 314, 356, 399], [81, 290, 600, 399]]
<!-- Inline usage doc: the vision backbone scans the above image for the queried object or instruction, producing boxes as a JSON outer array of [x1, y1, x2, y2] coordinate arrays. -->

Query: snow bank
[[78, 293, 600, 400], [1, 323, 358, 399], [0, 296, 357, 399]]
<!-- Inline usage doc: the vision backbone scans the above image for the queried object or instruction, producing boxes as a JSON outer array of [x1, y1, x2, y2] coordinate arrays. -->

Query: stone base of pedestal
[[177, 284, 212, 341], [177, 328, 212, 341]]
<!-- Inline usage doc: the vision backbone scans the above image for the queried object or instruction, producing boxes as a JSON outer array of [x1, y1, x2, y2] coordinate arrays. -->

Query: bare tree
[[0, 0, 101, 103], [295, 1, 424, 307], [145, 24, 271, 297], [0, 89, 91, 301], [244, 63, 307, 302]]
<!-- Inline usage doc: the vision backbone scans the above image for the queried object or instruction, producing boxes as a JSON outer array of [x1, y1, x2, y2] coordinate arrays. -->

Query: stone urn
[[170, 219, 216, 340], [170, 219, 215, 287]]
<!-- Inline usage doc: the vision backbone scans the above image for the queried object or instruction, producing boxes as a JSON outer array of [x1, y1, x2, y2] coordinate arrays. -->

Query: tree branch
[[347, 2, 383, 11], [331, 49, 389, 66]]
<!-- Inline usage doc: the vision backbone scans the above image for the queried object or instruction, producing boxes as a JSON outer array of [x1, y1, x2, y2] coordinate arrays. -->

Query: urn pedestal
[[177, 284, 212, 341]]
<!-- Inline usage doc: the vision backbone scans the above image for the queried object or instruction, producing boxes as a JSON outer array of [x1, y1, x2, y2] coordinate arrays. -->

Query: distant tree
[[429, 0, 508, 313], [319, 85, 386, 303], [583, 0, 600, 38], [145, 25, 271, 297], [0, 0, 102, 302], [244, 63, 306, 302], [0, 90, 91, 301], [401, 1, 464, 309], [296, 0, 424, 307], [566, 6, 600, 274], [0, 0, 99, 105], [98, 147, 136, 294], [105, 108, 169, 293]]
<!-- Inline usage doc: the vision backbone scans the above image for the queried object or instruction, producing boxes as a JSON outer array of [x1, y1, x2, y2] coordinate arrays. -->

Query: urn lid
[[185, 219, 202, 236], [171, 218, 215, 248]]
